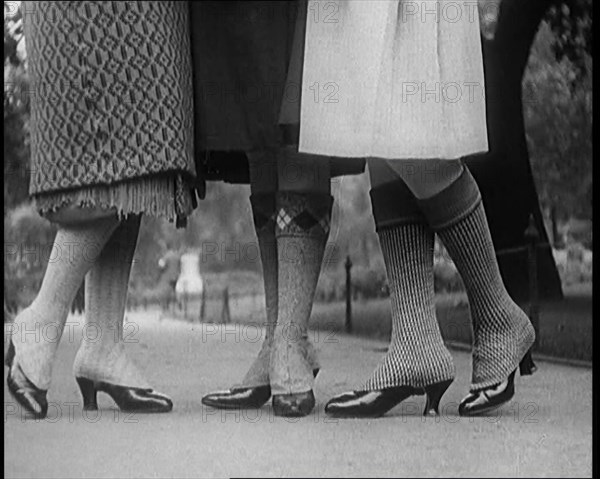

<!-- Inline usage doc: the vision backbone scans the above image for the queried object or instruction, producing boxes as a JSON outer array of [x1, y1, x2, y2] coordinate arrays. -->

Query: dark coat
[[190, 1, 364, 183]]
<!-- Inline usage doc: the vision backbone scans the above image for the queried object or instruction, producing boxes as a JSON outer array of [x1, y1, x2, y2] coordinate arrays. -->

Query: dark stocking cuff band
[[250, 193, 277, 233], [417, 166, 482, 231], [275, 192, 333, 239], [370, 179, 426, 232]]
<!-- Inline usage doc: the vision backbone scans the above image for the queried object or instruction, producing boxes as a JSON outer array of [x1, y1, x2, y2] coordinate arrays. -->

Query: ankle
[[471, 297, 529, 327], [73, 343, 150, 388], [13, 305, 65, 343], [73, 339, 123, 375]]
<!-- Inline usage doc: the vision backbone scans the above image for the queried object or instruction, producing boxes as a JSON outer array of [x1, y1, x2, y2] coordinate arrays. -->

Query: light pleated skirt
[[299, 0, 488, 160]]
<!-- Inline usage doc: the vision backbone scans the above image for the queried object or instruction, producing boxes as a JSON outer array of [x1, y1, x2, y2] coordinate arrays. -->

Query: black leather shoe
[[202, 385, 272, 410], [272, 390, 315, 417], [325, 386, 420, 418], [459, 349, 537, 416], [458, 371, 516, 416], [325, 379, 453, 418], [201, 368, 320, 410], [519, 349, 537, 376], [5, 340, 48, 420], [76, 377, 173, 413]]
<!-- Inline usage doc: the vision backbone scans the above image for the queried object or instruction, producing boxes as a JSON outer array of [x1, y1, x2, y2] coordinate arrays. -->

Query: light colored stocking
[[12, 216, 120, 389], [72, 215, 151, 388]]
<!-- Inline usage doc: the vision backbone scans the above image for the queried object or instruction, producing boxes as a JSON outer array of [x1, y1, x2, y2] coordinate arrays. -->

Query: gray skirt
[[24, 1, 198, 225]]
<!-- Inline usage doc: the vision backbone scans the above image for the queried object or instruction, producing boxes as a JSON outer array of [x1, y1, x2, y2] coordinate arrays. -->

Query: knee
[[277, 148, 331, 194], [248, 150, 278, 194], [387, 159, 464, 199], [44, 204, 119, 227]]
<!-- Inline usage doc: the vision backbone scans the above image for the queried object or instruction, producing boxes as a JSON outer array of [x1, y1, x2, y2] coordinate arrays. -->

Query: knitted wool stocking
[[72, 215, 152, 388], [363, 167, 455, 390], [363, 223, 456, 390], [269, 192, 332, 395], [418, 167, 535, 392], [11, 216, 120, 390]]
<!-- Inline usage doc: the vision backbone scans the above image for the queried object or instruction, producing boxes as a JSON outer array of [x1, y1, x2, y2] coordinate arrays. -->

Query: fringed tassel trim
[[34, 175, 189, 223]]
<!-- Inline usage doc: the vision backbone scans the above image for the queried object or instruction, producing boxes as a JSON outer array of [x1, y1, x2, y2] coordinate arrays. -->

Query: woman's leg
[[391, 158, 536, 413], [201, 153, 280, 409], [7, 214, 120, 418], [202, 149, 323, 411], [325, 159, 454, 418], [363, 159, 455, 391], [72, 215, 146, 386], [386, 158, 464, 200], [237, 151, 322, 387], [269, 147, 332, 416], [235, 151, 279, 390], [72, 214, 172, 412], [201, 152, 280, 412]]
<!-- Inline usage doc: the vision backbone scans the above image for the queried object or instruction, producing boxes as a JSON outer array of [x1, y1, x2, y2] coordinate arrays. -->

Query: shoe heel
[[423, 379, 453, 416], [272, 390, 315, 417], [76, 377, 98, 410], [519, 349, 537, 376]]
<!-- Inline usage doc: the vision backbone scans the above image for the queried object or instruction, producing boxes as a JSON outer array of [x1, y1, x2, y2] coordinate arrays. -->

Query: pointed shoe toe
[[5, 340, 48, 420], [201, 385, 272, 409]]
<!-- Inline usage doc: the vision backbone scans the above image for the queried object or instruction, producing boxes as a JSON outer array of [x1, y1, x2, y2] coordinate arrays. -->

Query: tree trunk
[[465, 0, 563, 301]]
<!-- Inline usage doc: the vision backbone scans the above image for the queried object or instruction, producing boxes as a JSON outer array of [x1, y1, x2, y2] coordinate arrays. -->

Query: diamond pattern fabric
[[24, 1, 195, 197]]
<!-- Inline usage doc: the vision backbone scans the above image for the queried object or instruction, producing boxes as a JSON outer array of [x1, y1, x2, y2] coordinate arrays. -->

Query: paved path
[[4, 312, 592, 478]]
